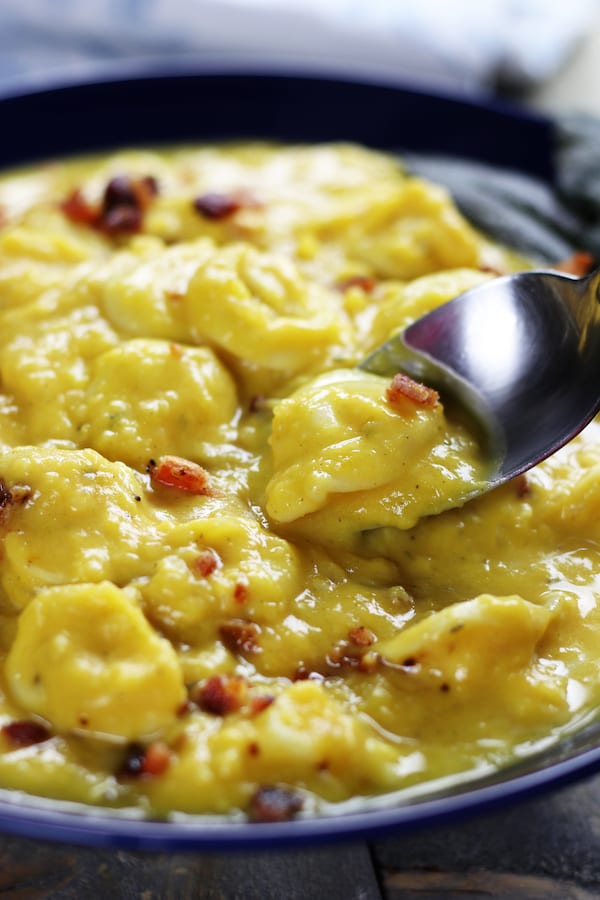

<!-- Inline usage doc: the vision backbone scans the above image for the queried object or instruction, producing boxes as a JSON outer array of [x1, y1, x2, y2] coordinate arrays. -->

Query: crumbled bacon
[[60, 189, 98, 226], [233, 579, 250, 604], [554, 251, 595, 277], [192, 189, 260, 221], [164, 289, 185, 303], [0, 478, 13, 526], [248, 785, 303, 823], [320, 637, 380, 676], [148, 455, 212, 495], [104, 174, 158, 214], [118, 740, 171, 778], [348, 625, 376, 647], [248, 394, 267, 413], [191, 547, 220, 577], [386, 373, 439, 410], [293, 665, 310, 681], [192, 674, 249, 715], [176, 699, 193, 718], [60, 173, 159, 236], [141, 741, 171, 776], [219, 619, 262, 655], [335, 274, 377, 293], [193, 192, 241, 220], [100, 204, 142, 235], [249, 694, 275, 715], [2, 720, 51, 748], [514, 473, 532, 498]]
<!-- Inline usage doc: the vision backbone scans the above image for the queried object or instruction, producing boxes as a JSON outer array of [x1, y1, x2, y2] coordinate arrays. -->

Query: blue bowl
[[0, 66, 597, 850]]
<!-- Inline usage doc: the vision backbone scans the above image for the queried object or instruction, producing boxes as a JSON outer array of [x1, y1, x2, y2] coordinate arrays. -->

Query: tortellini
[[5, 581, 185, 740], [140, 514, 304, 644], [266, 369, 486, 541], [183, 244, 349, 373], [80, 338, 239, 468]]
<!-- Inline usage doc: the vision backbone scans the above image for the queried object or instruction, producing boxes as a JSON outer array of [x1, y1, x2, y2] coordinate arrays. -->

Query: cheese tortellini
[[6, 581, 185, 740], [0, 141, 595, 823]]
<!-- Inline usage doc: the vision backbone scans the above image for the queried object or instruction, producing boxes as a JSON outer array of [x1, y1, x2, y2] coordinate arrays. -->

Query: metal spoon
[[360, 267, 600, 494]]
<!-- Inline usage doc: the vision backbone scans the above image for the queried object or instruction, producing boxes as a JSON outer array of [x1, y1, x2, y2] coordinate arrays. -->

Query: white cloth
[[0, 0, 597, 96]]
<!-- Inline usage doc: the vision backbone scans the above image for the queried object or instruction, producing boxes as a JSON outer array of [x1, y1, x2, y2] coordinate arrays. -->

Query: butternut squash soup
[[0, 143, 595, 822]]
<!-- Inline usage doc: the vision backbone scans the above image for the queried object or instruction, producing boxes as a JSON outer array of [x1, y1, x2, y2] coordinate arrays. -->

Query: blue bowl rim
[[0, 59, 556, 181], [0, 729, 600, 850]]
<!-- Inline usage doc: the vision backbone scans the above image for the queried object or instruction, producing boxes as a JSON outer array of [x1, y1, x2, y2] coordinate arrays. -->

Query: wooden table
[[2, 770, 599, 898]]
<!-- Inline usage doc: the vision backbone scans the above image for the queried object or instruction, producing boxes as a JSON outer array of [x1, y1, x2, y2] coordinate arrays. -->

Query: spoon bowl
[[361, 267, 600, 492]]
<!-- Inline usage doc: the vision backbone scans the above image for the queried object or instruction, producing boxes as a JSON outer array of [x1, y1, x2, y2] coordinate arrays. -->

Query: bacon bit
[[141, 741, 171, 776], [324, 637, 380, 674], [554, 251, 595, 277], [191, 547, 220, 578], [60, 189, 99, 226], [293, 665, 310, 681], [2, 720, 51, 748], [219, 619, 262, 656], [248, 785, 303, 824], [192, 189, 259, 221], [335, 274, 377, 293], [60, 173, 159, 236], [118, 741, 171, 778], [165, 289, 185, 302], [0, 478, 13, 527], [233, 579, 250, 604], [479, 264, 503, 276], [148, 455, 211, 495], [101, 205, 142, 235], [386, 373, 440, 410], [514, 473, 532, 498], [193, 192, 242, 220], [104, 174, 158, 213], [326, 644, 355, 669], [176, 699, 193, 717], [249, 694, 275, 716], [193, 674, 249, 715], [247, 741, 261, 757], [348, 625, 376, 648], [249, 394, 267, 413]]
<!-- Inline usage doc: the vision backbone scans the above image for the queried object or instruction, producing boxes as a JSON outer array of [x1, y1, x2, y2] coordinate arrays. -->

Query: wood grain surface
[[1, 773, 600, 898]]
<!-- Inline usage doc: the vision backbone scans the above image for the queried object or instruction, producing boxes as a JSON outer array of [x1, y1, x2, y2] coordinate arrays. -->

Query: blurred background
[[0, 0, 599, 116]]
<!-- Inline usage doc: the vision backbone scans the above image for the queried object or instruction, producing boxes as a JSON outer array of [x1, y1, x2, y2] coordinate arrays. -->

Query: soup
[[0, 142, 596, 822]]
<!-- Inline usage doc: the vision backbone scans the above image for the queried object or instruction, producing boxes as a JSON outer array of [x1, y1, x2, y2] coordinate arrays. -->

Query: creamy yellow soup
[[0, 142, 596, 823]]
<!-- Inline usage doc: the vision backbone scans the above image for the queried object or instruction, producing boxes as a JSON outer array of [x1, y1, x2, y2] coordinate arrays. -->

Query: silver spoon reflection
[[361, 267, 600, 495]]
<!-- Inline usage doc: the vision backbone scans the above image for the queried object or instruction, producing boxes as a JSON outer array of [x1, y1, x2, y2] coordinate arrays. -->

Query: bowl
[[0, 65, 599, 851]]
